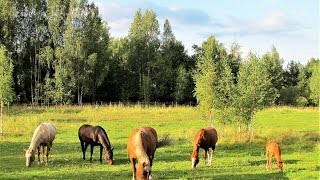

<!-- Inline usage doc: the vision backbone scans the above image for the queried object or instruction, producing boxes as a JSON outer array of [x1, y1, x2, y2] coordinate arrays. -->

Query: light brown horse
[[266, 141, 284, 172], [127, 126, 158, 180], [191, 127, 218, 168], [25, 122, 56, 167]]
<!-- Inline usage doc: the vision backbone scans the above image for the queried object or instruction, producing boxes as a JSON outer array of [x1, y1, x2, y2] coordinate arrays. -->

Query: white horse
[[25, 122, 56, 167]]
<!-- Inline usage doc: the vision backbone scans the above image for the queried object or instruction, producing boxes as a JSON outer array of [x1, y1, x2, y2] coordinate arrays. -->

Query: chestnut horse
[[78, 124, 114, 165], [25, 122, 56, 167], [266, 141, 284, 172], [127, 126, 158, 180], [191, 127, 218, 168]]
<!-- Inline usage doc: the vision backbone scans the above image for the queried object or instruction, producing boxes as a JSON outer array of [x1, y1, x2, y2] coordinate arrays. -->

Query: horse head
[[277, 160, 284, 172], [136, 161, 151, 180], [104, 146, 114, 165], [25, 148, 35, 167], [190, 149, 200, 169]]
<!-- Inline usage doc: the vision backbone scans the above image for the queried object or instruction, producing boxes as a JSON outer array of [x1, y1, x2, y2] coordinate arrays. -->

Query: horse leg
[[266, 151, 269, 170], [149, 156, 154, 180], [37, 146, 41, 164], [90, 145, 94, 163], [42, 146, 46, 164], [130, 158, 136, 180], [45, 146, 49, 166], [204, 149, 208, 165], [80, 140, 85, 160], [208, 149, 213, 165], [99, 145, 103, 163], [83, 142, 89, 160]]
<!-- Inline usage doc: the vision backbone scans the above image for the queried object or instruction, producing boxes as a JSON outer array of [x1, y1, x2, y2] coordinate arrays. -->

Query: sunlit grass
[[0, 105, 319, 179]]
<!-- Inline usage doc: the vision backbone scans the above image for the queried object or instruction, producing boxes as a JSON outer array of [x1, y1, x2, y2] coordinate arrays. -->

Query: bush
[[296, 96, 308, 106]]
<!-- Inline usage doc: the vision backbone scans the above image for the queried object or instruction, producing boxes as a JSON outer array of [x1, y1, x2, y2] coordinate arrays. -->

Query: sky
[[90, 0, 319, 65]]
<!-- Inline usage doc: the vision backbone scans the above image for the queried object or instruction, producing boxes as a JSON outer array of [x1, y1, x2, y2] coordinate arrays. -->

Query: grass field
[[0, 105, 319, 179]]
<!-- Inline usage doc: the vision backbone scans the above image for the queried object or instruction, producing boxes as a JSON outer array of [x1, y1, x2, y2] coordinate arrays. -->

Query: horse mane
[[28, 123, 55, 149], [28, 124, 43, 151], [96, 126, 112, 151], [133, 128, 150, 165], [194, 129, 205, 147]]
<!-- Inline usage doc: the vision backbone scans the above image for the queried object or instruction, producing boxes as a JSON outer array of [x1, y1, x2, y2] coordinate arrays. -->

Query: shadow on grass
[[249, 159, 299, 166], [154, 169, 289, 180]]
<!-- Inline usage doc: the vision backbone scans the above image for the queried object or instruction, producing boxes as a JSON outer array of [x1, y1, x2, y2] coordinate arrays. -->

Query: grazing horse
[[25, 122, 56, 167], [266, 141, 284, 172], [191, 127, 218, 168], [127, 126, 158, 180], [78, 124, 114, 165]]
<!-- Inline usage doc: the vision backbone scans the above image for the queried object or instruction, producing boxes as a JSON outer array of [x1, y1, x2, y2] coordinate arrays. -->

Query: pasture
[[0, 105, 319, 179]]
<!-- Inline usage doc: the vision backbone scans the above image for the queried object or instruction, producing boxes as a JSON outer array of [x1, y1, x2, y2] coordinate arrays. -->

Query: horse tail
[[156, 134, 171, 148]]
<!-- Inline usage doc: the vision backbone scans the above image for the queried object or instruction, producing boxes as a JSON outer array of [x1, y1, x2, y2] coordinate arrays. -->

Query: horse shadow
[[51, 142, 130, 166]]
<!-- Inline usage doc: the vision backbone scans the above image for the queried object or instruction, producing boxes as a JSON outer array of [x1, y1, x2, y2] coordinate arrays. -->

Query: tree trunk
[[246, 123, 251, 141], [237, 123, 241, 141]]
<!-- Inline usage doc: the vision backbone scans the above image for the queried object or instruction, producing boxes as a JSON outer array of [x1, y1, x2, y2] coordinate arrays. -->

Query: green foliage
[[309, 60, 320, 106], [261, 46, 284, 104], [0, 45, 13, 104], [235, 53, 275, 138], [193, 36, 218, 121]]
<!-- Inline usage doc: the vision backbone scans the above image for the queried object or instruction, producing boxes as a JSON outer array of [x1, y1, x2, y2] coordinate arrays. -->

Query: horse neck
[[29, 127, 42, 150], [192, 145, 200, 158], [98, 132, 111, 151], [275, 148, 282, 163]]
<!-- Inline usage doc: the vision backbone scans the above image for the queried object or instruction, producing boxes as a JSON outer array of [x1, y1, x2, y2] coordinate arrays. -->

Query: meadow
[[0, 105, 319, 179]]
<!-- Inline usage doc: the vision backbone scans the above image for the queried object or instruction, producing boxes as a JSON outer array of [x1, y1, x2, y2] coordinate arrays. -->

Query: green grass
[[0, 105, 319, 179]]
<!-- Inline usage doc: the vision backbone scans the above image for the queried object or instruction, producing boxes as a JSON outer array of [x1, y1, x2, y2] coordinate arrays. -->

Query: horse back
[[266, 141, 281, 156], [78, 124, 96, 142], [38, 123, 56, 145], [141, 126, 157, 156], [194, 127, 218, 149], [127, 126, 157, 159]]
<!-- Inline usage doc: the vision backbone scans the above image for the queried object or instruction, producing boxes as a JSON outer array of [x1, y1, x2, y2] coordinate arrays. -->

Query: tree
[[261, 46, 283, 104], [193, 36, 220, 124], [128, 9, 160, 102], [0, 45, 14, 135], [279, 61, 301, 105], [235, 53, 274, 140], [309, 60, 320, 110]]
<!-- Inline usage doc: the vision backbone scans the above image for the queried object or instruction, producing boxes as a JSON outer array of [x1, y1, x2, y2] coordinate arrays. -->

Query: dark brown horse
[[78, 124, 114, 165], [190, 127, 218, 168], [127, 126, 158, 180]]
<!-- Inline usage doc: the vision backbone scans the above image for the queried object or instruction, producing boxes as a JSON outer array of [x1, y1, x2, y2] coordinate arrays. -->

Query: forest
[[0, 0, 319, 107]]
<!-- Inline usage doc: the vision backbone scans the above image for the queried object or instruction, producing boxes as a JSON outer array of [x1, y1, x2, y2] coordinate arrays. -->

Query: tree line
[[0, 0, 319, 109]]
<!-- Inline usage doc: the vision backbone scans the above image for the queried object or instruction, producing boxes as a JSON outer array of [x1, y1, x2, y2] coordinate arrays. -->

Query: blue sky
[[90, 0, 319, 65]]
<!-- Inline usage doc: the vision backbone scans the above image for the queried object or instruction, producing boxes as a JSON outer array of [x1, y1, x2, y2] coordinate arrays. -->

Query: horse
[[25, 122, 56, 167], [266, 141, 284, 172], [127, 126, 158, 180], [190, 127, 218, 168], [78, 124, 114, 165]]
